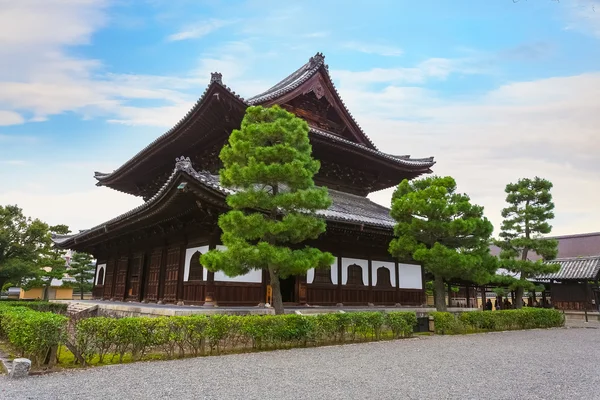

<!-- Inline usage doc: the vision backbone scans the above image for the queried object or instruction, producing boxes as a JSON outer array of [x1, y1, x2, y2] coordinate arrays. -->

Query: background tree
[[0, 205, 49, 288], [24, 224, 71, 300], [201, 105, 334, 314], [495, 177, 559, 308], [389, 176, 495, 311], [69, 252, 95, 299]]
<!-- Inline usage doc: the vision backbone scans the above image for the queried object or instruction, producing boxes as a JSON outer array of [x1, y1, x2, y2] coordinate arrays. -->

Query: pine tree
[[389, 176, 496, 311], [495, 177, 559, 308], [200, 105, 334, 314], [70, 252, 95, 299]]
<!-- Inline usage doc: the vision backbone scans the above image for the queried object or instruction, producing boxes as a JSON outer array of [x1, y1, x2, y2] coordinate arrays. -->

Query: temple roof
[[532, 256, 600, 282], [248, 52, 377, 149], [54, 157, 395, 249], [92, 52, 435, 198]]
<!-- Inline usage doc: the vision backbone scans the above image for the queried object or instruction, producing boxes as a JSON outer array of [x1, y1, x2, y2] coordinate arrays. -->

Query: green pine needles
[[389, 176, 495, 311], [495, 177, 559, 308], [201, 106, 334, 314]]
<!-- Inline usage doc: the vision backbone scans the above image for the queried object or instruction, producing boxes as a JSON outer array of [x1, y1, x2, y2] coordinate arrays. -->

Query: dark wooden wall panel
[[183, 282, 206, 304], [114, 256, 129, 301], [307, 284, 337, 305], [103, 259, 116, 300], [144, 249, 162, 301], [341, 287, 369, 305], [372, 289, 396, 305], [397, 289, 424, 306], [214, 282, 262, 306], [163, 246, 181, 302], [127, 254, 143, 300]]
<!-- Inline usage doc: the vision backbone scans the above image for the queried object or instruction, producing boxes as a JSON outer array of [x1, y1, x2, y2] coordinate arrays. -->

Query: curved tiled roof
[[94, 77, 246, 183], [55, 156, 395, 248], [247, 52, 378, 150], [533, 256, 600, 281], [309, 127, 435, 169], [94, 53, 435, 193]]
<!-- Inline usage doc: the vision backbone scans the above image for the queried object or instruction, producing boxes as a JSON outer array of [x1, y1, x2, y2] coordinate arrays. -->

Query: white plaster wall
[[95, 263, 106, 285], [371, 261, 396, 287], [307, 257, 338, 284], [341, 258, 369, 285], [398, 263, 423, 289], [184, 246, 209, 282], [212, 245, 263, 283]]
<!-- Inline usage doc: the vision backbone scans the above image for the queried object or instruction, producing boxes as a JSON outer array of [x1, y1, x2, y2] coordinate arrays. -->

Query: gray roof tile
[[533, 256, 600, 281]]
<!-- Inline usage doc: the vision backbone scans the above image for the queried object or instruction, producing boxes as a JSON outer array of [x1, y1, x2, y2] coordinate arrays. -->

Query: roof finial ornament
[[210, 72, 223, 84], [175, 156, 196, 174], [309, 52, 325, 68]]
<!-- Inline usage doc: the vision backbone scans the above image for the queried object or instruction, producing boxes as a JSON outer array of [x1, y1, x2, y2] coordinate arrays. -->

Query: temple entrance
[[280, 276, 296, 303]]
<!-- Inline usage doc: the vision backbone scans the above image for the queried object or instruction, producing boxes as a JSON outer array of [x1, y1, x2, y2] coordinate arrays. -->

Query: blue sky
[[0, 0, 599, 236]]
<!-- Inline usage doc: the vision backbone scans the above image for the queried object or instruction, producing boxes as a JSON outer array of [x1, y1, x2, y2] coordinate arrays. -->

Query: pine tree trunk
[[515, 284, 524, 309], [268, 266, 285, 315], [434, 275, 447, 312]]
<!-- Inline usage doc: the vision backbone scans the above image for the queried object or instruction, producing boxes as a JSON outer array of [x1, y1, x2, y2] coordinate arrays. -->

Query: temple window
[[375, 267, 392, 288], [97, 267, 105, 285], [346, 264, 364, 286], [188, 251, 204, 281], [313, 267, 332, 285]]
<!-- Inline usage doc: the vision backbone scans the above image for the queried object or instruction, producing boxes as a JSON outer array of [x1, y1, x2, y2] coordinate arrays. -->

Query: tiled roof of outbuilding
[[532, 256, 600, 281]]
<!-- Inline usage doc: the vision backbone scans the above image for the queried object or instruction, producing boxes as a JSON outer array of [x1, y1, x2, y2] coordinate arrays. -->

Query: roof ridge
[[309, 126, 435, 169], [551, 254, 600, 261]]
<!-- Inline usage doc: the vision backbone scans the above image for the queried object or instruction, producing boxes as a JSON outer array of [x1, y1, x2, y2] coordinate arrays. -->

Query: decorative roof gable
[[247, 53, 377, 150]]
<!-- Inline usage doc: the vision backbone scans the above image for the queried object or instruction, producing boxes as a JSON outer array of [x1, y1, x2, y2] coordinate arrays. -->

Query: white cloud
[[0, 111, 24, 125], [349, 72, 600, 236], [0, 188, 142, 232], [343, 41, 403, 57], [333, 57, 485, 88], [1, 160, 29, 166], [166, 19, 233, 41], [563, 0, 600, 37]]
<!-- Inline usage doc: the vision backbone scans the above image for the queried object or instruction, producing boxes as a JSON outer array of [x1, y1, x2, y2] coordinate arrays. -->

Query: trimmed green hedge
[[0, 301, 68, 314], [431, 308, 564, 334], [0, 307, 68, 366], [73, 311, 418, 364]]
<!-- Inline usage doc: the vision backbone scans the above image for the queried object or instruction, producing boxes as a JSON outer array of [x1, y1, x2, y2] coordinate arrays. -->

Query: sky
[[0, 0, 599, 237]]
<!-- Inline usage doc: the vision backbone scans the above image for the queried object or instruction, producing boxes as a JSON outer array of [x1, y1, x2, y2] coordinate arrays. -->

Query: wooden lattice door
[[144, 249, 162, 302], [114, 256, 129, 301], [163, 246, 181, 302], [127, 254, 143, 300], [103, 259, 116, 299]]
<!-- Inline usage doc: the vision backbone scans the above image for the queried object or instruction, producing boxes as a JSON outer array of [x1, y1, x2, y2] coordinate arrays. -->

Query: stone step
[[66, 302, 98, 316]]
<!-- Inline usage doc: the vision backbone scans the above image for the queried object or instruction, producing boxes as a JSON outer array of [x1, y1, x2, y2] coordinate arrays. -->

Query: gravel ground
[[1, 328, 599, 400]]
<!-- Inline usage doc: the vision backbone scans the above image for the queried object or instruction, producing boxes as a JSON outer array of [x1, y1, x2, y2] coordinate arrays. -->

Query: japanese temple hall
[[53, 53, 436, 307]]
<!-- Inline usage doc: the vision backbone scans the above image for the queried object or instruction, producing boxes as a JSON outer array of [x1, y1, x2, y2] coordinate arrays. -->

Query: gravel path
[[1, 328, 599, 400]]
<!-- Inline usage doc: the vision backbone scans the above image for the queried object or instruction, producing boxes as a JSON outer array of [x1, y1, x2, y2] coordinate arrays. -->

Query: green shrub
[[0, 307, 67, 366], [385, 312, 416, 338], [431, 312, 465, 334], [0, 301, 68, 314], [434, 308, 564, 335]]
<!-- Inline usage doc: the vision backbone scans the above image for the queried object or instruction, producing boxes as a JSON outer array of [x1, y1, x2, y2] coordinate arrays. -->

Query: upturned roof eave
[[56, 158, 398, 249], [94, 78, 247, 186]]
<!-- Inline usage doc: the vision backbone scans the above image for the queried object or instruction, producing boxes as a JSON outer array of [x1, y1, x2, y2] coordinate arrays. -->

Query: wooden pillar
[[395, 261, 400, 305], [447, 283, 452, 308], [481, 286, 487, 310], [466, 285, 471, 308], [176, 240, 187, 304], [336, 256, 342, 305], [511, 290, 515, 307], [367, 257, 373, 305], [204, 236, 218, 307], [157, 243, 168, 303]]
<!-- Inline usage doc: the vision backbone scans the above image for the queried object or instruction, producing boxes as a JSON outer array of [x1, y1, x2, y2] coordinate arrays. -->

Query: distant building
[[493, 232, 600, 311]]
